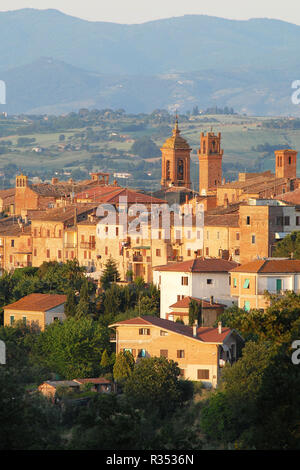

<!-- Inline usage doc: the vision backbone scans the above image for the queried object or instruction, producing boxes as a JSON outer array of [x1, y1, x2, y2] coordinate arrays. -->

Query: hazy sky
[[1, 0, 300, 25]]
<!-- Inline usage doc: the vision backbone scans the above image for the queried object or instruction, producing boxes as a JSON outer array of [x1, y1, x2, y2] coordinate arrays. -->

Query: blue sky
[[0, 0, 300, 25]]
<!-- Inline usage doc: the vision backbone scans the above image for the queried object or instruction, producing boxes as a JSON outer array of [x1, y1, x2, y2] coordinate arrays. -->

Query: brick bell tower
[[198, 131, 223, 195], [275, 149, 297, 180], [161, 117, 191, 189]]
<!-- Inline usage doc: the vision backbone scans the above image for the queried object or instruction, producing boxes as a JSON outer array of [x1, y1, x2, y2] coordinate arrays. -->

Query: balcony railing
[[133, 254, 143, 262], [80, 242, 96, 250], [65, 243, 77, 249]]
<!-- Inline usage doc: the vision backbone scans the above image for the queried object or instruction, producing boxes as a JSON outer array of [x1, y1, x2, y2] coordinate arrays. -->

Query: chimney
[[193, 321, 198, 338], [210, 295, 214, 305], [218, 321, 222, 334]]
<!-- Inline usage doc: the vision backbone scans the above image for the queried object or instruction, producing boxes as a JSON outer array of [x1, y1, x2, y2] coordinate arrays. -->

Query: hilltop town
[[1, 115, 300, 451]]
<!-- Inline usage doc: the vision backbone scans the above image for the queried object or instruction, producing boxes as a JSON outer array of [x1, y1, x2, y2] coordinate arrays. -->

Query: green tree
[[113, 350, 135, 384], [33, 317, 110, 379], [273, 231, 300, 259], [124, 356, 183, 416], [188, 299, 202, 326], [130, 137, 160, 159], [100, 257, 120, 290], [75, 278, 90, 318], [64, 289, 77, 318]]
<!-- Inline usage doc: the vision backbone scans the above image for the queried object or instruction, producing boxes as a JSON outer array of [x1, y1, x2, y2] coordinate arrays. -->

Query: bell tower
[[161, 118, 191, 189], [198, 131, 223, 195]]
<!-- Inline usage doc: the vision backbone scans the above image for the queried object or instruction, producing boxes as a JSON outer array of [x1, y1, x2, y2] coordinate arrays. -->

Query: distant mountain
[[0, 9, 299, 115]]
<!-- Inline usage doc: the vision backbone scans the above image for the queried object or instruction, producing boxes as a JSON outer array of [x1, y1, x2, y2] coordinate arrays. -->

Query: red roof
[[74, 378, 111, 385], [169, 296, 225, 309], [76, 186, 166, 205], [154, 258, 238, 273], [3, 293, 67, 312], [110, 315, 232, 343], [230, 259, 300, 274]]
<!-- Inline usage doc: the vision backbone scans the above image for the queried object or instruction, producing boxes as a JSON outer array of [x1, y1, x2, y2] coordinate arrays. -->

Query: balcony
[[65, 243, 77, 249], [80, 242, 96, 250], [133, 254, 143, 262]]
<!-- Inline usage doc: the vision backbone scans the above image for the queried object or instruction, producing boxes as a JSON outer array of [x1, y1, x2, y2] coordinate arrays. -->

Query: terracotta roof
[[110, 315, 232, 343], [74, 378, 111, 385], [277, 188, 300, 205], [30, 204, 97, 222], [154, 257, 238, 273], [3, 293, 67, 311], [42, 380, 79, 388], [230, 259, 300, 273], [204, 213, 239, 227], [0, 219, 31, 236], [169, 296, 225, 309]]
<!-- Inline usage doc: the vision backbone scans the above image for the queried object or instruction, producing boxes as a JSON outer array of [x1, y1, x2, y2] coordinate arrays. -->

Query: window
[[84, 251, 87, 259], [181, 276, 188, 286], [46, 249, 50, 258], [289, 156, 292, 164], [243, 279, 250, 289], [9, 255, 13, 263], [207, 279, 213, 285], [33, 228, 37, 237], [27, 238, 31, 246], [58, 230, 62, 238], [10, 316, 15, 325], [246, 216, 250, 225], [156, 249, 161, 257], [236, 232, 240, 240], [251, 235, 256, 244], [197, 369, 209, 380], [65, 251, 68, 259], [158, 231, 161, 240], [70, 251, 74, 259], [160, 350, 168, 358], [138, 349, 146, 358], [116, 227, 119, 236], [187, 249, 191, 256], [205, 247, 209, 256], [276, 279, 282, 293], [11, 240, 14, 247], [105, 247, 108, 255], [160, 330, 168, 336], [276, 216, 283, 225], [244, 301, 251, 312], [47, 229, 50, 237], [58, 250, 62, 259], [81, 235, 85, 242], [296, 216, 300, 226], [233, 278, 237, 288], [34, 248, 37, 256], [177, 350, 185, 358], [284, 216, 290, 226], [139, 328, 150, 335]]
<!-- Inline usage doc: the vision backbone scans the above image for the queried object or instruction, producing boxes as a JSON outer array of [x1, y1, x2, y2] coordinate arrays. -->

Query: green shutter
[[276, 279, 282, 292], [243, 279, 250, 289], [244, 301, 251, 312]]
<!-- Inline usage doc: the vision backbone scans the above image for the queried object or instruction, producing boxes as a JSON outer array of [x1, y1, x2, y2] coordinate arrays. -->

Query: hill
[[0, 9, 299, 115]]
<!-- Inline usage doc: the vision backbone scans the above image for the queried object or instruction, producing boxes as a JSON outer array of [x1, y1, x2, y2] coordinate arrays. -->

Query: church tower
[[198, 131, 223, 195], [161, 118, 191, 189]]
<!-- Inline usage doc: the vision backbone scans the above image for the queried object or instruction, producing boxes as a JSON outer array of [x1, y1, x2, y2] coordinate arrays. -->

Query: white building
[[153, 257, 238, 319]]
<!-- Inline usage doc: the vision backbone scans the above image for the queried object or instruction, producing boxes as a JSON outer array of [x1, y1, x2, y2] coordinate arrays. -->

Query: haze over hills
[[0, 9, 299, 115]]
